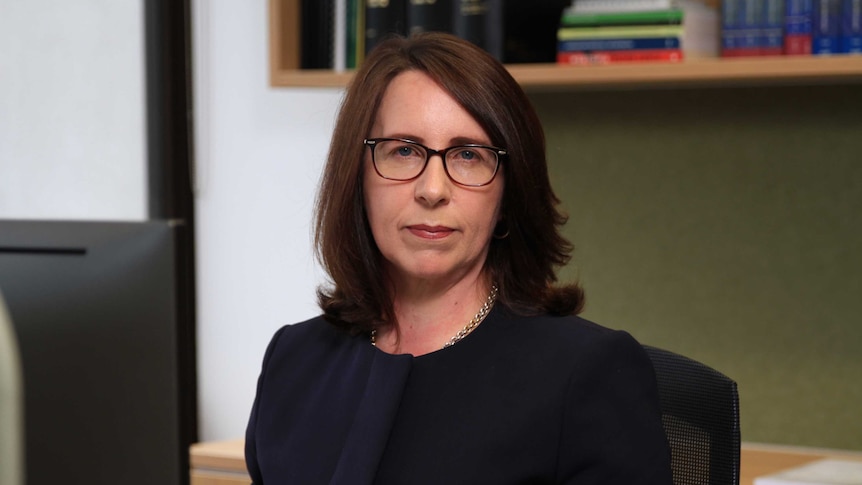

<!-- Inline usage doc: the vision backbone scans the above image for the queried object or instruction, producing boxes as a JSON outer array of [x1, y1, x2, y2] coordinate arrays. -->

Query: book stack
[[302, 0, 506, 71], [556, 0, 685, 65], [721, 0, 861, 56]]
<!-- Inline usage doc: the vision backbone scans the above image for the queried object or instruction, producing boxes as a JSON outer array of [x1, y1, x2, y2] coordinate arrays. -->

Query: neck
[[375, 275, 493, 356]]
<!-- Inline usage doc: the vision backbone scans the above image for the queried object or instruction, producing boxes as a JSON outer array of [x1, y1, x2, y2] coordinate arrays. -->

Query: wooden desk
[[739, 442, 862, 484], [191, 439, 862, 485], [190, 439, 247, 485]]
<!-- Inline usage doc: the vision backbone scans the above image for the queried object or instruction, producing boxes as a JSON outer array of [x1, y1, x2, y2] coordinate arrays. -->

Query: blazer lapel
[[329, 349, 412, 485]]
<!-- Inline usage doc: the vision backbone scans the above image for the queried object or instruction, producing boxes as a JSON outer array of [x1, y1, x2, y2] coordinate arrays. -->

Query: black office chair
[[643, 346, 741, 485]]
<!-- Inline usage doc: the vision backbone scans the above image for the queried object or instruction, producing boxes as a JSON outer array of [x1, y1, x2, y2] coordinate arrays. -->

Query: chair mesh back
[[643, 346, 741, 485]]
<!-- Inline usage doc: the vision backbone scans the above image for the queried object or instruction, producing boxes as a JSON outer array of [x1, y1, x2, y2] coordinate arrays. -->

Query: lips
[[407, 224, 454, 240]]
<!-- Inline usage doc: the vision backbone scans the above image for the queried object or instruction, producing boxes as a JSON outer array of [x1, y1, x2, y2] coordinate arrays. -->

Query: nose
[[414, 153, 451, 207]]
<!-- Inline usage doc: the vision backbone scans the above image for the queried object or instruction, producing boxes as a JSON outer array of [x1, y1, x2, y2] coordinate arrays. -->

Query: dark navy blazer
[[245, 307, 672, 484]]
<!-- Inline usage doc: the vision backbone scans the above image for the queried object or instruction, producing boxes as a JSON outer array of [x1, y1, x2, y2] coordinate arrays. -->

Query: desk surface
[[190, 439, 862, 485]]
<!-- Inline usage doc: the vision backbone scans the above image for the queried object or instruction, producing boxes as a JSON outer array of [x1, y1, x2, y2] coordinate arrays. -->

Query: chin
[[393, 262, 454, 282]]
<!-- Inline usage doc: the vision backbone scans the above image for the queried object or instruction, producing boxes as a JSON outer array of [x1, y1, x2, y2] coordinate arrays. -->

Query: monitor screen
[[0, 220, 194, 485]]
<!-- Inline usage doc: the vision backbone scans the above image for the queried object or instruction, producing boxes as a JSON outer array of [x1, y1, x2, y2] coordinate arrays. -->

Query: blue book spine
[[722, 0, 742, 52], [841, 0, 862, 52], [786, 0, 813, 36], [739, 0, 762, 51], [762, 0, 786, 54], [558, 37, 681, 52], [785, 0, 813, 54], [812, 0, 842, 53]]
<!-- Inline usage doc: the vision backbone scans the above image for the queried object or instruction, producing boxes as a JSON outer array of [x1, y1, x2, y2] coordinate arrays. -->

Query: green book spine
[[561, 9, 684, 27], [346, 0, 358, 69]]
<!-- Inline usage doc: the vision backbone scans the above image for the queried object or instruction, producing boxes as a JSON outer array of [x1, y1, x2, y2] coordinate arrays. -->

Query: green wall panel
[[531, 84, 862, 450]]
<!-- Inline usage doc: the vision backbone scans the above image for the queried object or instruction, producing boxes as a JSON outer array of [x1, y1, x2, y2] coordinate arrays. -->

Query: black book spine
[[453, 0, 504, 60], [504, 0, 570, 63], [365, 0, 407, 54], [301, 0, 335, 69], [408, 0, 453, 35]]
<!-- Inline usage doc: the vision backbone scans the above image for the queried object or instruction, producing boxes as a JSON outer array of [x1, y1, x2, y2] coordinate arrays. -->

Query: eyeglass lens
[[372, 139, 499, 186]]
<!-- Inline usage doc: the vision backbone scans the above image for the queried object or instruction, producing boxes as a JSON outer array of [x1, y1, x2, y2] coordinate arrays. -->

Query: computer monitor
[[0, 220, 195, 485], [0, 290, 24, 485]]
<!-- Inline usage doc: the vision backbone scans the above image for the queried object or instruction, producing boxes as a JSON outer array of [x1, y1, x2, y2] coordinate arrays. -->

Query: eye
[[384, 141, 423, 160], [451, 147, 487, 163], [396, 145, 415, 157], [458, 150, 476, 160]]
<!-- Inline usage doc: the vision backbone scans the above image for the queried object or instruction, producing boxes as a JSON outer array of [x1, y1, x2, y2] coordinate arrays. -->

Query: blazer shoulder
[[269, 314, 342, 346], [509, 311, 642, 352], [497, 311, 654, 382], [259, 315, 357, 369]]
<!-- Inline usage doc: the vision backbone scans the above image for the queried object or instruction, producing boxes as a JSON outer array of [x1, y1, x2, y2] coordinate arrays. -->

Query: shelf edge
[[269, 56, 862, 90]]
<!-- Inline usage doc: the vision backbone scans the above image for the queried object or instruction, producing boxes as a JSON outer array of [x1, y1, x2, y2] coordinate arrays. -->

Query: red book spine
[[557, 48, 684, 64], [784, 34, 814, 54]]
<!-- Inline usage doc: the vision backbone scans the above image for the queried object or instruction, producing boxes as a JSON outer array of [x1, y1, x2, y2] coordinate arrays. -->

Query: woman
[[246, 32, 672, 484]]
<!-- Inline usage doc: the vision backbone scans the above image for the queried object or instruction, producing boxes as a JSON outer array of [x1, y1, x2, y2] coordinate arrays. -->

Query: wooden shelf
[[268, 0, 862, 91], [271, 56, 862, 91], [508, 56, 862, 90]]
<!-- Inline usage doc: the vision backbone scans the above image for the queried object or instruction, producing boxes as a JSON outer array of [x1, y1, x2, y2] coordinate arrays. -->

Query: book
[[812, 0, 842, 53], [453, 0, 504, 60], [841, 0, 862, 52], [334, 0, 347, 71], [560, 8, 684, 26], [365, 0, 407, 55], [558, 36, 681, 51], [408, 0, 453, 35], [568, 0, 676, 14], [721, 0, 742, 55], [762, 0, 786, 55], [557, 48, 683, 63], [301, 0, 335, 69], [346, 0, 361, 68], [722, 0, 763, 56], [504, 0, 573, 63], [558, 24, 684, 39], [678, 0, 720, 57], [741, 0, 763, 54], [785, 0, 813, 54], [753, 458, 862, 485]]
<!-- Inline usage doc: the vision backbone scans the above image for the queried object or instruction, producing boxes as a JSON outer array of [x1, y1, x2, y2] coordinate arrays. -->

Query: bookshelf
[[269, 0, 862, 90]]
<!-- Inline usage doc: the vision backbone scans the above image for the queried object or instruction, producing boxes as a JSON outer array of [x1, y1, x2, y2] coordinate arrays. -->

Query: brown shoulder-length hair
[[314, 32, 584, 332]]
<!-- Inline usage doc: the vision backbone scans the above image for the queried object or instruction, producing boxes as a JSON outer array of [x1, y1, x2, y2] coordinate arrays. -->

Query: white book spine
[[571, 0, 676, 13], [334, 0, 347, 72]]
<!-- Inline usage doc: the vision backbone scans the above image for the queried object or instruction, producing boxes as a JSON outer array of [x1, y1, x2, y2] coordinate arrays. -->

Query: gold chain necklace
[[370, 284, 499, 350]]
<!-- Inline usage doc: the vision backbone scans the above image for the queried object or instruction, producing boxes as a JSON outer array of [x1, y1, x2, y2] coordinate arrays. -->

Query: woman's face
[[363, 70, 505, 289]]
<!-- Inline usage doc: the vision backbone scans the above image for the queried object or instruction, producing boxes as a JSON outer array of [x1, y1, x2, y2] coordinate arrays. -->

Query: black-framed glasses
[[364, 137, 506, 187]]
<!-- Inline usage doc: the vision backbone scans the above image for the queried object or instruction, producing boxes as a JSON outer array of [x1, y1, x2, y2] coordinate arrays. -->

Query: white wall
[[192, 1, 340, 441], [0, 0, 331, 442], [0, 0, 146, 221]]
